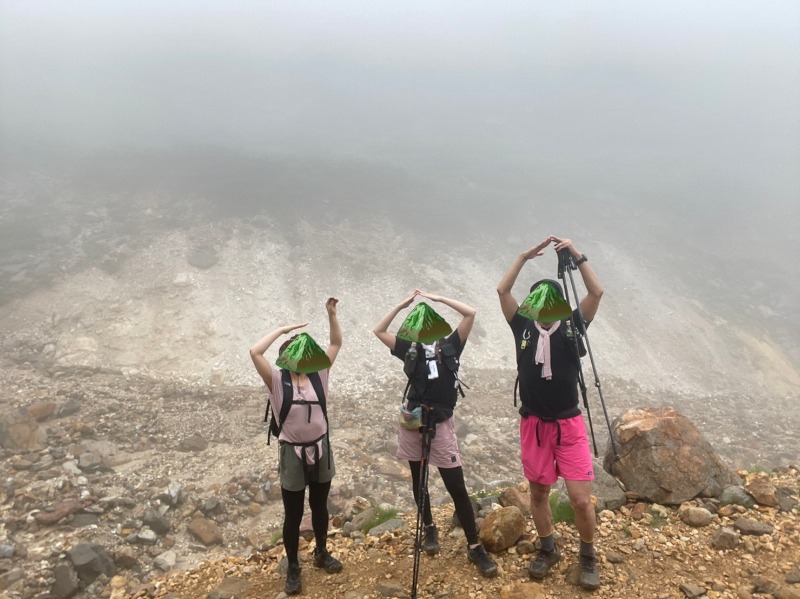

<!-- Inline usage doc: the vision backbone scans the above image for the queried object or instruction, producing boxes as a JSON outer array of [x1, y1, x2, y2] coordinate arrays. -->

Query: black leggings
[[409, 461, 478, 545], [281, 481, 331, 565]]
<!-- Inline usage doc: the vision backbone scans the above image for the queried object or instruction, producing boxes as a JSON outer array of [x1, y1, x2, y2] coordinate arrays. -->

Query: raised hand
[[325, 297, 339, 316], [398, 291, 418, 309], [550, 235, 579, 259], [282, 322, 309, 335], [522, 238, 553, 260], [414, 289, 442, 303]]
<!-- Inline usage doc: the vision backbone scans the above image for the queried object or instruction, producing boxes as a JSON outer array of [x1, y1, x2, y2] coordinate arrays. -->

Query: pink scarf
[[534, 321, 561, 380]]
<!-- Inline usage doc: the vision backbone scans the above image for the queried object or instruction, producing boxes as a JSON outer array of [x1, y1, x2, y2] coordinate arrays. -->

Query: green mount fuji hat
[[276, 333, 331, 373], [397, 302, 452, 343], [517, 281, 573, 323]]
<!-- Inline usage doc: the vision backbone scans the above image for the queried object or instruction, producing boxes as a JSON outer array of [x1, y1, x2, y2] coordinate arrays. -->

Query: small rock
[[733, 518, 774, 536], [680, 582, 707, 598]]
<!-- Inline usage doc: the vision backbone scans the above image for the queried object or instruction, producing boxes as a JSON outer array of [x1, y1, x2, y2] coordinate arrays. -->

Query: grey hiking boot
[[579, 553, 600, 590], [313, 548, 343, 574], [423, 525, 440, 555], [467, 545, 498, 578], [528, 545, 561, 579], [285, 562, 301, 595]]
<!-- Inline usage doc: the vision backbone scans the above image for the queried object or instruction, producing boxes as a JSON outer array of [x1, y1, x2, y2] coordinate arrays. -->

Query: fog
[[1, 0, 799, 369]]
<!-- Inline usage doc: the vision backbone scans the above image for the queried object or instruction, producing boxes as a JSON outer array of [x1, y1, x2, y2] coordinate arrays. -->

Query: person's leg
[[436, 462, 497, 578], [529, 481, 555, 544], [281, 486, 305, 595], [520, 417, 563, 579], [555, 416, 599, 589], [408, 460, 434, 526], [308, 480, 332, 550], [281, 487, 306, 564], [565, 479, 600, 589], [438, 466, 478, 544], [564, 479, 595, 543], [308, 479, 342, 573], [528, 480, 561, 579]]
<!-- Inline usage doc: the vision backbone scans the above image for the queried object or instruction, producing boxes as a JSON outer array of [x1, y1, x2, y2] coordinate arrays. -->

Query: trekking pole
[[557, 249, 618, 459], [410, 404, 436, 599]]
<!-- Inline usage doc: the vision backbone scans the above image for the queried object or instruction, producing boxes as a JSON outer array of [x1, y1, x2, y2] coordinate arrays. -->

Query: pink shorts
[[396, 416, 462, 469], [520, 414, 594, 485]]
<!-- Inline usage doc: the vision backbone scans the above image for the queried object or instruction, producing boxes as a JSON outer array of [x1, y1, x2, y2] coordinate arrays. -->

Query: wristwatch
[[575, 254, 588, 266]]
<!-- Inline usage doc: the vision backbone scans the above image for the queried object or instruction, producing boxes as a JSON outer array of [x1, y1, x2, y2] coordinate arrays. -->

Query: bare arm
[[372, 292, 417, 351], [497, 238, 553, 322], [325, 297, 342, 366], [415, 290, 477, 342], [249, 322, 308, 387], [552, 236, 603, 323]]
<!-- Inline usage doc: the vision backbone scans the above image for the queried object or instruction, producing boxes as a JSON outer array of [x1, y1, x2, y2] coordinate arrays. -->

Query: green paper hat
[[517, 281, 573, 323], [397, 302, 452, 343], [276, 333, 331, 373]]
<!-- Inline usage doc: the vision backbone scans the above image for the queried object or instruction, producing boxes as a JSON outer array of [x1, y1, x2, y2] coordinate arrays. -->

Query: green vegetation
[[270, 530, 283, 544], [471, 489, 500, 501], [549, 493, 575, 525], [621, 525, 632, 537], [648, 511, 667, 529], [361, 507, 399, 534]]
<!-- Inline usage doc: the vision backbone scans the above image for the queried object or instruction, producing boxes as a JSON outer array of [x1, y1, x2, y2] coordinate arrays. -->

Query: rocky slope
[[0, 358, 798, 599], [0, 171, 798, 599], [129, 470, 800, 599]]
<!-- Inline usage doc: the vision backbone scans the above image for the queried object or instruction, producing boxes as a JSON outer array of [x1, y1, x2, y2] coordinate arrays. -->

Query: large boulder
[[603, 407, 738, 505], [478, 506, 526, 552]]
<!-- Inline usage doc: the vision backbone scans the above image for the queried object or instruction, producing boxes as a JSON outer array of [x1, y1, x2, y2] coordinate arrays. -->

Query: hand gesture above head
[[325, 297, 339, 316], [522, 238, 554, 260], [414, 289, 442, 303], [549, 236, 579, 259], [397, 291, 418, 309], [282, 322, 309, 335]]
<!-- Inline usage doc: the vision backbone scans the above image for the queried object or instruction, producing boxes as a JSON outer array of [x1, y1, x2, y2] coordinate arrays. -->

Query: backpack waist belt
[[520, 406, 581, 447], [279, 432, 330, 483]]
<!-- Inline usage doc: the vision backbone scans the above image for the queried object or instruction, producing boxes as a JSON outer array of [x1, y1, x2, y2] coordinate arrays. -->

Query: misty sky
[[2, 1, 798, 179], [1, 0, 799, 254]]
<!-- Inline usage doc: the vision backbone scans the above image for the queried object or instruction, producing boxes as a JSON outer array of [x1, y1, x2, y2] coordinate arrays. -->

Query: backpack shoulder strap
[[438, 340, 468, 397], [516, 321, 534, 367], [278, 368, 295, 420], [307, 371, 327, 417], [267, 370, 294, 444]]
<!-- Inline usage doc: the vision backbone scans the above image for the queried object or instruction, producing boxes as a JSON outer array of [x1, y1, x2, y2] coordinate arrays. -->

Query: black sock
[[580, 540, 595, 557], [539, 534, 555, 553]]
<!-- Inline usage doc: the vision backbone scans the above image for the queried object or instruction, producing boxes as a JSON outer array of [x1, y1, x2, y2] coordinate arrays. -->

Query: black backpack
[[264, 370, 328, 445], [513, 318, 586, 407], [402, 339, 469, 405]]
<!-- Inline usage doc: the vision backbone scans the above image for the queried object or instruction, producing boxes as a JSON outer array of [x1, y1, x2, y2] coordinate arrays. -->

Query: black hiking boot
[[528, 545, 561, 580], [423, 525, 440, 555], [285, 562, 301, 595], [579, 553, 600, 590], [467, 544, 498, 578], [314, 548, 343, 574]]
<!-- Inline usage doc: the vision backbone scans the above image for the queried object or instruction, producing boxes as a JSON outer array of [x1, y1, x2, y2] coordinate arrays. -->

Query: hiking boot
[[579, 553, 600, 590], [423, 525, 440, 555], [285, 562, 301, 595], [467, 545, 498, 578], [314, 548, 343, 574], [528, 546, 561, 580]]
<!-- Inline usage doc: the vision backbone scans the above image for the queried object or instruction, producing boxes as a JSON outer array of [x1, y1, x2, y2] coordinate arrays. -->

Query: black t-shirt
[[391, 330, 465, 420], [509, 310, 588, 418]]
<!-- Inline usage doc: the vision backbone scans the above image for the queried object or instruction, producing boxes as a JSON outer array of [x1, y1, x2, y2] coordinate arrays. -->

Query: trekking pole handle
[[557, 248, 576, 272]]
